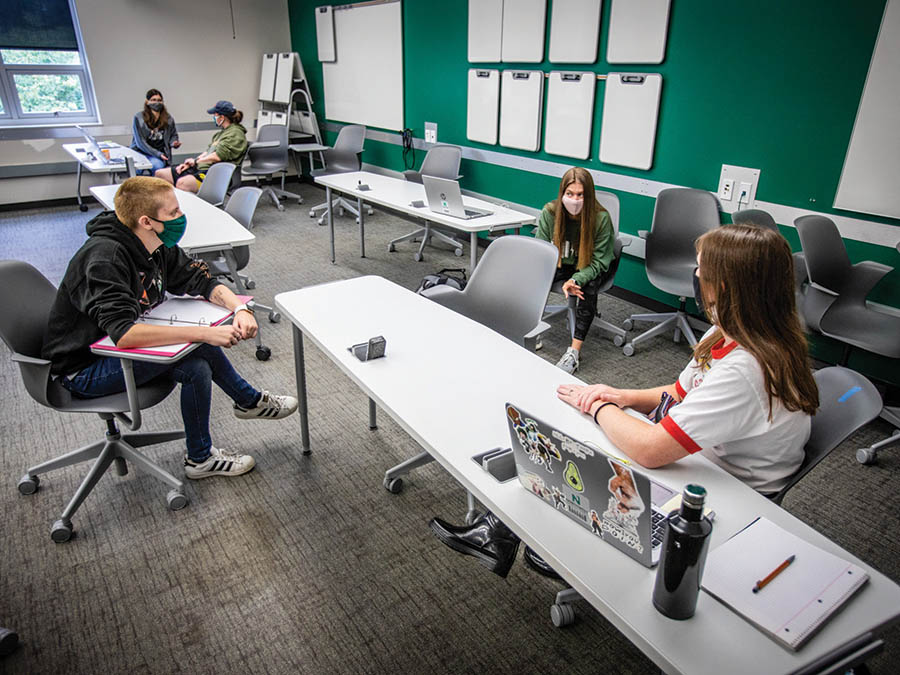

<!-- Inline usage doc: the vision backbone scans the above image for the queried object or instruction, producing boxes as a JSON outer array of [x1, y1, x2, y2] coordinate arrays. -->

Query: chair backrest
[[795, 215, 852, 294], [732, 208, 778, 232], [772, 366, 882, 504], [197, 162, 237, 207], [225, 186, 263, 230], [645, 188, 720, 297], [595, 190, 620, 237], [459, 236, 559, 345], [125, 156, 137, 178], [247, 123, 289, 173], [419, 145, 462, 180], [332, 124, 366, 154]]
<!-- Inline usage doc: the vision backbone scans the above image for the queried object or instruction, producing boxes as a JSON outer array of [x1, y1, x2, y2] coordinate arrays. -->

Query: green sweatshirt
[[199, 123, 248, 171], [535, 202, 614, 286]]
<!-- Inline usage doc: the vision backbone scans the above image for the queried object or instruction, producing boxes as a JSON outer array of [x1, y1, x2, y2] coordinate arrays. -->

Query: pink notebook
[[91, 295, 252, 358]]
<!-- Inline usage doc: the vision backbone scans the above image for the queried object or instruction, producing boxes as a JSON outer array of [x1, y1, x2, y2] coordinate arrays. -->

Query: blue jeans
[[62, 344, 260, 462], [133, 151, 167, 174]]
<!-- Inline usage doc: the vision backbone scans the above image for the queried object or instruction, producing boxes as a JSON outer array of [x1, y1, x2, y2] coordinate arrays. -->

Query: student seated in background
[[156, 100, 247, 194], [534, 167, 614, 374], [130, 88, 180, 173], [42, 177, 297, 480], [430, 225, 819, 578]]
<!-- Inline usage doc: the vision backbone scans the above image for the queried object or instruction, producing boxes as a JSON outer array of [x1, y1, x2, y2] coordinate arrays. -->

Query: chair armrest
[[113, 358, 143, 432], [637, 230, 649, 239], [420, 285, 467, 312], [249, 140, 280, 149], [848, 260, 893, 299], [11, 353, 51, 366]]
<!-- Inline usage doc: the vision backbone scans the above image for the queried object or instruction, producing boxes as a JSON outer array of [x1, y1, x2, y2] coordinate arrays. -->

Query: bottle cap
[[682, 484, 706, 509]]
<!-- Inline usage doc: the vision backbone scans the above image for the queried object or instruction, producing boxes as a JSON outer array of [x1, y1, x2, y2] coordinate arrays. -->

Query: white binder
[[315, 5, 336, 62], [599, 73, 662, 170], [501, 0, 547, 63], [499, 70, 544, 152], [258, 53, 277, 102], [544, 72, 595, 160], [548, 0, 602, 64], [274, 53, 301, 105], [467, 69, 501, 145], [468, 0, 503, 62], [606, 0, 670, 64]]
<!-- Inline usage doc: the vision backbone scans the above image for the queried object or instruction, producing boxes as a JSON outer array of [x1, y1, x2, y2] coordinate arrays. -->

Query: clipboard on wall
[[501, 0, 547, 63], [468, 0, 503, 62], [598, 73, 662, 170], [499, 70, 544, 152], [606, 0, 671, 64], [544, 72, 596, 160], [316, 5, 336, 62], [548, 0, 602, 64], [467, 69, 501, 145]]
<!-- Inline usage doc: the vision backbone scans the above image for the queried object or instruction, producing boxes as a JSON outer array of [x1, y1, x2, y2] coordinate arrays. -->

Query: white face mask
[[562, 195, 583, 216]]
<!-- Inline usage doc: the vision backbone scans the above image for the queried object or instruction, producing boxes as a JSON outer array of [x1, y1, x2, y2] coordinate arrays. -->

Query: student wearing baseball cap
[[155, 100, 247, 193]]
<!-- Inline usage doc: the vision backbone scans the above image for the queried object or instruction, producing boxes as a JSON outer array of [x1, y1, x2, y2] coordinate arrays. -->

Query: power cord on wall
[[402, 128, 416, 170]]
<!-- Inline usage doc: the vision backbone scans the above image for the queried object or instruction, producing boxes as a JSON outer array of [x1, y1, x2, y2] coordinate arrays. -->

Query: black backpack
[[416, 268, 467, 294]]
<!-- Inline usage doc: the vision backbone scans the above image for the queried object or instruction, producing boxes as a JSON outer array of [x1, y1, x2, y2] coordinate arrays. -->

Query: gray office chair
[[795, 215, 900, 465], [202, 187, 280, 361], [383, 235, 559, 523], [0, 260, 187, 543], [308, 124, 372, 225], [542, 191, 628, 346], [388, 145, 464, 261], [732, 208, 778, 231], [196, 162, 237, 208], [125, 156, 137, 178], [242, 124, 303, 211], [621, 188, 720, 356]]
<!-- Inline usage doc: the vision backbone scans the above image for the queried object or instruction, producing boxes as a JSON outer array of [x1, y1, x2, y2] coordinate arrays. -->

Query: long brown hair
[[551, 167, 608, 270], [142, 88, 170, 130], [694, 225, 818, 418]]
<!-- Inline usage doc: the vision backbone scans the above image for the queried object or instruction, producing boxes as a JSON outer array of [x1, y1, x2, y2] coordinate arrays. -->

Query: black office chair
[[795, 215, 900, 464], [0, 260, 187, 543]]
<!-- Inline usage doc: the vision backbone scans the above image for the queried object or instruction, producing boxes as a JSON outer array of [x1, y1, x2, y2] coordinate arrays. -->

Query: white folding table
[[63, 142, 153, 212], [274, 275, 900, 675], [312, 171, 536, 271]]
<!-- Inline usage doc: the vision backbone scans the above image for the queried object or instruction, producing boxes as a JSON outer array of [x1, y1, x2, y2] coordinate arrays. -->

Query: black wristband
[[593, 401, 619, 424]]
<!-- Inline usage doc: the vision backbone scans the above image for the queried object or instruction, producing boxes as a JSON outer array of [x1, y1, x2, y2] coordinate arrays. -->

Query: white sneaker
[[184, 446, 255, 479], [556, 347, 580, 374], [233, 391, 298, 420]]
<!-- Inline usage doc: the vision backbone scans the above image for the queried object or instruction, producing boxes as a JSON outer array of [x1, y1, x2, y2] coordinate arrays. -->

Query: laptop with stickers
[[505, 402, 678, 568]]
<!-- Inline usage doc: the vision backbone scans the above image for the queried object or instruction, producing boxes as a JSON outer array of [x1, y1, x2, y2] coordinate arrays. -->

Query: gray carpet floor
[[1, 181, 898, 674]]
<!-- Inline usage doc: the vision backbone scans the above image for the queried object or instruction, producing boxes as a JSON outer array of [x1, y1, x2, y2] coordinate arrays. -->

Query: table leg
[[358, 197, 366, 258], [368, 397, 377, 430], [470, 232, 478, 272], [327, 186, 335, 264], [76, 163, 87, 212], [291, 325, 311, 455]]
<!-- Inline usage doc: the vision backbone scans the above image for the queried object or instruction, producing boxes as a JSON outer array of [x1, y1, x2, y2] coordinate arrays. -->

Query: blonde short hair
[[113, 176, 173, 229]]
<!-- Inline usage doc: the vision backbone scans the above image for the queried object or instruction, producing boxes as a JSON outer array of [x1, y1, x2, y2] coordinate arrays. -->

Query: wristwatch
[[233, 303, 254, 315]]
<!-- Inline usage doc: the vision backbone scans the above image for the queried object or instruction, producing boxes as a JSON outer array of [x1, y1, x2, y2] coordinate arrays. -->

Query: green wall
[[288, 0, 900, 383]]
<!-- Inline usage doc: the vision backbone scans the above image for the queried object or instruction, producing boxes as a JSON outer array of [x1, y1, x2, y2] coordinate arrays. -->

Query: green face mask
[[148, 213, 187, 248]]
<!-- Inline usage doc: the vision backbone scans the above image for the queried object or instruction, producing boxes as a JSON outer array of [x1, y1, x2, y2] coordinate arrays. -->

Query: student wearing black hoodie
[[42, 176, 297, 479]]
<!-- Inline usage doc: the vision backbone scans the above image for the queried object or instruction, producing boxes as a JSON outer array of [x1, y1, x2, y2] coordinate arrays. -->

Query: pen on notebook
[[752, 554, 795, 593]]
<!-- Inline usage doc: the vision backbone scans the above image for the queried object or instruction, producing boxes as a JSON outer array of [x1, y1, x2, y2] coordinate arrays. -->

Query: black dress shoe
[[429, 511, 521, 578], [522, 545, 563, 580]]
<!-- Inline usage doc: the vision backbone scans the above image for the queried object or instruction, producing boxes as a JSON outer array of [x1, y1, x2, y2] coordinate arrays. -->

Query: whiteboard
[[468, 0, 503, 62], [501, 0, 547, 63], [544, 72, 595, 159], [322, 0, 404, 131], [599, 73, 662, 170], [467, 69, 501, 145], [606, 0, 670, 64], [315, 5, 336, 62], [834, 0, 900, 219], [548, 0, 602, 64], [258, 53, 277, 102], [499, 70, 544, 151]]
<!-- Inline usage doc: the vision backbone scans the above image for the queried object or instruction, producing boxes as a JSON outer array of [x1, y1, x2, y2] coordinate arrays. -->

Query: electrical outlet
[[424, 121, 437, 144], [738, 181, 752, 207], [719, 178, 735, 201]]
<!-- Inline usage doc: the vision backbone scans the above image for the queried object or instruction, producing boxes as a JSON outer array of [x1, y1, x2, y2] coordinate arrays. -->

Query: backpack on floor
[[416, 268, 467, 294]]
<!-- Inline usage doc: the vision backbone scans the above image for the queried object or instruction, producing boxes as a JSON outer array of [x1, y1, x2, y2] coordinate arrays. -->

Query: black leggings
[[555, 264, 601, 342]]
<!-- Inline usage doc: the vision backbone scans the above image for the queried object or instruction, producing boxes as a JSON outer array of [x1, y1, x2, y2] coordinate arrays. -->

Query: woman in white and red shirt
[[558, 224, 820, 495]]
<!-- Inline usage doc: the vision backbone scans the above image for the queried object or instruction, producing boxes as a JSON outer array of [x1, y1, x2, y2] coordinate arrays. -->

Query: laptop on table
[[505, 402, 678, 568], [422, 175, 493, 220], [75, 124, 124, 165]]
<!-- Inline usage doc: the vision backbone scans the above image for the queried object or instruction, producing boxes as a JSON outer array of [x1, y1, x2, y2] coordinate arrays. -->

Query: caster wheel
[[166, 490, 188, 511], [388, 244, 396, 253], [550, 603, 576, 628], [269, 311, 281, 323], [246, 280, 256, 290], [50, 519, 73, 543], [309, 210, 316, 218], [414, 253, 423, 262], [355, 217, 361, 225], [622, 343, 635, 357], [79, 204, 88, 212], [367, 208, 374, 216], [622, 319, 634, 331], [297, 199, 303, 205], [856, 448, 877, 465], [18, 474, 39, 495], [277, 204, 285, 212], [256, 346, 272, 361], [454, 248, 463, 257], [613, 335, 625, 347], [384, 476, 403, 494]]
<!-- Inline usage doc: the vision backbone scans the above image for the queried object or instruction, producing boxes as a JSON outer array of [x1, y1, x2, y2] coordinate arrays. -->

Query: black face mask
[[148, 102, 163, 112]]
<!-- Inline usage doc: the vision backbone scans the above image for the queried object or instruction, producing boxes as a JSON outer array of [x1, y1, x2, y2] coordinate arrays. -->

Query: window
[[0, 0, 98, 126]]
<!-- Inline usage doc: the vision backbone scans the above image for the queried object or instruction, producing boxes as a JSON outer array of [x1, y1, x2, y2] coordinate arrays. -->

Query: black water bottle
[[652, 484, 713, 619]]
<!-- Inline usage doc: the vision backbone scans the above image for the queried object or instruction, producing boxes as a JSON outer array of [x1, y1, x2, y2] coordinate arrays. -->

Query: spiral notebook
[[702, 517, 869, 651]]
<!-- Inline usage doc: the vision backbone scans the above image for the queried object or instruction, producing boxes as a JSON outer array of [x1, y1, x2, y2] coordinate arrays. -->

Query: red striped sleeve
[[660, 415, 702, 454], [674, 380, 687, 400]]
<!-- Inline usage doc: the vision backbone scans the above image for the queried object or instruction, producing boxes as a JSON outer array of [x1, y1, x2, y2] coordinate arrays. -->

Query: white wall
[[0, 0, 291, 205]]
